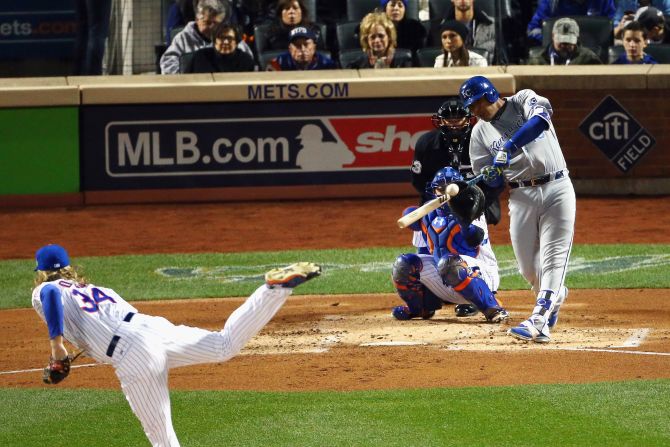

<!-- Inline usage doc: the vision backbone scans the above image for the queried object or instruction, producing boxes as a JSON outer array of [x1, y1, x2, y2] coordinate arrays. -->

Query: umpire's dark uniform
[[412, 128, 503, 225]]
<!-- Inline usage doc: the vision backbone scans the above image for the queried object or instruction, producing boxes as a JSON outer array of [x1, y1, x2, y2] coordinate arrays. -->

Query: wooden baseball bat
[[397, 184, 458, 229], [396, 173, 486, 229]]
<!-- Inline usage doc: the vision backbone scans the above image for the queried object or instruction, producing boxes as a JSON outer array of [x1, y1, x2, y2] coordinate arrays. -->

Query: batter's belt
[[509, 170, 565, 189], [106, 312, 136, 357]]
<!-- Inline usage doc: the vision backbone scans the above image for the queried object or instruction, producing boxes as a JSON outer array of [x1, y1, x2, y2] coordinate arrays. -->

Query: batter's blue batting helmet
[[35, 244, 70, 271], [459, 76, 499, 108], [425, 166, 463, 200]]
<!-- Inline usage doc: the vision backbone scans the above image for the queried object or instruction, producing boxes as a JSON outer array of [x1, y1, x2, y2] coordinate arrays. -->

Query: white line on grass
[[0, 363, 102, 376]]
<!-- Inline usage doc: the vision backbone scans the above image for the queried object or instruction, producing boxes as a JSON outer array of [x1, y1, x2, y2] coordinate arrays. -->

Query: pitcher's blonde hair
[[34, 265, 87, 287]]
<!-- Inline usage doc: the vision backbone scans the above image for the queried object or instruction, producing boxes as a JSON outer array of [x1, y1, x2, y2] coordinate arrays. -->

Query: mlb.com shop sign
[[104, 115, 432, 177]]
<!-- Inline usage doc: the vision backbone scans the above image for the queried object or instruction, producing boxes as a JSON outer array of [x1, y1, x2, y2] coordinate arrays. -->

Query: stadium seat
[[336, 21, 361, 51], [338, 48, 363, 68], [608, 45, 624, 64], [645, 44, 670, 63], [417, 47, 441, 67]]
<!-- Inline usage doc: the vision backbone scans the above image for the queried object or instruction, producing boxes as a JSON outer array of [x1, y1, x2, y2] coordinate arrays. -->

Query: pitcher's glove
[[43, 355, 72, 385]]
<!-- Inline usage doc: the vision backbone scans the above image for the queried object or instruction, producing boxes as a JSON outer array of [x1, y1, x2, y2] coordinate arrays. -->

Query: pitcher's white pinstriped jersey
[[469, 89, 568, 180], [32, 280, 138, 363]]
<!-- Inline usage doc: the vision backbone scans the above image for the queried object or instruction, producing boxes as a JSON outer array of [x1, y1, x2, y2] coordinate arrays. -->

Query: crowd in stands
[[156, 0, 670, 75]]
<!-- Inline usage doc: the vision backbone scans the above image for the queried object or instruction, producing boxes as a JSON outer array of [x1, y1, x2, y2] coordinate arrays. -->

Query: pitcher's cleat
[[265, 262, 322, 289]]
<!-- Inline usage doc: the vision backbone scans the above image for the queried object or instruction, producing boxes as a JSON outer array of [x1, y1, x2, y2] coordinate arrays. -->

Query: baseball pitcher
[[32, 244, 321, 446], [460, 75, 575, 343]]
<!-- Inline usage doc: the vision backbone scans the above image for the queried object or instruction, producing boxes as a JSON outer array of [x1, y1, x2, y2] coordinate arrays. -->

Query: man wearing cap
[[528, 17, 602, 64], [636, 6, 670, 43], [268, 26, 337, 70]]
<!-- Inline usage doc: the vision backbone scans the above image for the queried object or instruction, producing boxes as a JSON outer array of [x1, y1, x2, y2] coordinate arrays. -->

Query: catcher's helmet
[[425, 166, 464, 200], [459, 75, 499, 108], [431, 97, 473, 139]]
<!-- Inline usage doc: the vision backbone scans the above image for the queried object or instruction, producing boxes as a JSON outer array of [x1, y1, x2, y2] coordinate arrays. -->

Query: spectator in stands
[[264, 0, 322, 50], [74, 0, 112, 75], [636, 6, 670, 42], [161, 0, 253, 74], [347, 11, 413, 68], [527, 0, 616, 45], [612, 20, 658, 62], [439, 0, 495, 65], [434, 20, 488, 66], [382, 0, 427, 54], [267, 26, 336, 70], [528, 17, 602, 64], [182, 22, 256, 72], [614, 1, 670, 36]]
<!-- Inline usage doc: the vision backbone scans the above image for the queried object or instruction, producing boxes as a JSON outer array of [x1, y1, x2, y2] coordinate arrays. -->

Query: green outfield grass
[[0, 244, 668, 309], [2, 245, 670, 446], [2, 380, 670, 446]]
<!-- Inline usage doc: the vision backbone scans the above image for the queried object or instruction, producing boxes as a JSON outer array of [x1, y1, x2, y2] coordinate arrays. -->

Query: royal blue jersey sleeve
[[40, 284, 64, 339], [507, 115, 550, 151]]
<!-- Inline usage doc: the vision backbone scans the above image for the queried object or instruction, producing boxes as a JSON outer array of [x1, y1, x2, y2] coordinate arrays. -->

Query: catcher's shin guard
[[392, 254, 442, 319], [437, 255, 502, 315]]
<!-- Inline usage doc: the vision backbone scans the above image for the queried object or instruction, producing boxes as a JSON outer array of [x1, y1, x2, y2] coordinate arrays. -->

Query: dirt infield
[[1, 195, 669, 391]]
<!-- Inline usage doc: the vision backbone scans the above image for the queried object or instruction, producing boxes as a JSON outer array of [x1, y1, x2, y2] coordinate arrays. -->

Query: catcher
[[391, 167, 508, 323], [32, 243, 321, 447]]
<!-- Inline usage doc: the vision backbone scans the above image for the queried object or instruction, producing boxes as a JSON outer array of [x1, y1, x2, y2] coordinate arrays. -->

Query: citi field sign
[[104, 115, 431, 177]]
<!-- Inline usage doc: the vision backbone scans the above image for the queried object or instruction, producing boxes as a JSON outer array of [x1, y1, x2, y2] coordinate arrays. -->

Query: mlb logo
[[578, 95, 655, 173]]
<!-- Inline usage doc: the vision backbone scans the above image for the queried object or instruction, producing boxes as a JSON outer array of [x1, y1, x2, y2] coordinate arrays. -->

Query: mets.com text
[[248, 83, 349, 100]]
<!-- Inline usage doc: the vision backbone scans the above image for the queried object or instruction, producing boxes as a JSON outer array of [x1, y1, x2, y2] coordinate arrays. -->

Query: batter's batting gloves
[[481, 166, 503, 188], [493, 149, 510, 168]]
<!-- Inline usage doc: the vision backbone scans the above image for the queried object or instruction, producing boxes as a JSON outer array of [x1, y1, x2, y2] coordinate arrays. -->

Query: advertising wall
[[80, 98, 442, 191], [0, 106, 79, 195], [0, 0, 77, 59]]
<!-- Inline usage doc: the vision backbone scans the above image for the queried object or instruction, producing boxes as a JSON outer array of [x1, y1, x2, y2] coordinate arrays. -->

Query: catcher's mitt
[[43, 356, 72, 385], [448, 181, 486, 226]]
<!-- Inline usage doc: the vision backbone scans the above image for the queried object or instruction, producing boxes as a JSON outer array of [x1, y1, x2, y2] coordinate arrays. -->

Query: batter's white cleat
[[265, 262, 322, 289], [508, 314, 551, 343]]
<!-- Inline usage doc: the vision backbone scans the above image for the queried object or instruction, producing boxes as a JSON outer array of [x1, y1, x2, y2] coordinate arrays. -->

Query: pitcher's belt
[[106, 312, 135, 357], [509, 170, 565, 189]]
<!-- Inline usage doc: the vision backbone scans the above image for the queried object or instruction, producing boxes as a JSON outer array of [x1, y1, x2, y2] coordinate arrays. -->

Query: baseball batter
[[459, 75, 576, 343], [32, 244, 321, 446], [391, 167, 509, 323]]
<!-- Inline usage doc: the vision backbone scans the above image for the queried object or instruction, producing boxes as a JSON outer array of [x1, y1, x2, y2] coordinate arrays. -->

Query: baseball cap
[[35, 244, 70, 271], [288, 26, 316, 43], [635, 6, 665, 30], [553, 18, 579, 44]]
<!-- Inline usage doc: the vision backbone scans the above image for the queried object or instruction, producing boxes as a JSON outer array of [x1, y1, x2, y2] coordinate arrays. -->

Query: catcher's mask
[[431, 98, 475, 139], [425, 166, 463, 213]]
